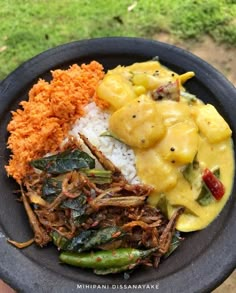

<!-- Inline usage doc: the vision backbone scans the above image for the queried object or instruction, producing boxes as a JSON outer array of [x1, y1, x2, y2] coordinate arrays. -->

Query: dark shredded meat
[[16, 135, 184, 269]]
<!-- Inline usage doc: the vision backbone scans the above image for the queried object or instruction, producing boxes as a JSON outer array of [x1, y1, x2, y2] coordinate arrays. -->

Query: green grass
[[0, 0, 235, 80]]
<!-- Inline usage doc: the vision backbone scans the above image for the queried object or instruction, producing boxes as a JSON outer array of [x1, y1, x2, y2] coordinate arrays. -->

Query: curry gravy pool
[[97, 60, 235, 232]]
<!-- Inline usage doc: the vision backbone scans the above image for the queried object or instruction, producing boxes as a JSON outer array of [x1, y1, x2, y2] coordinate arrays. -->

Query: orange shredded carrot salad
[[6, 61, 107, 183]]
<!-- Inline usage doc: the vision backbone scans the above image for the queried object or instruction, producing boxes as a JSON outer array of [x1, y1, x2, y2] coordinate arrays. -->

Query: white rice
[[69, 102, 140, 184]]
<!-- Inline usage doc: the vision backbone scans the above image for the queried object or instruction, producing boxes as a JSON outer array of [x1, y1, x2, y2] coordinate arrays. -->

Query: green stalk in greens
[[59, 247, 157, 271], [82, 169, 112, 184]]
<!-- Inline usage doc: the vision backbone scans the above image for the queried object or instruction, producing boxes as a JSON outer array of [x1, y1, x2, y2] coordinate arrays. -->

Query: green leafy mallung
[[26, 145, 184, 275]]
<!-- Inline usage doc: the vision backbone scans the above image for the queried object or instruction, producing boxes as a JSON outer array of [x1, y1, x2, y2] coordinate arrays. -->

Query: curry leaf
[[30, 149, 95, 174], [61, 194, 87, 210], [51, 231, 71, 250], [82, 226, 125, 252], [51, 226, 125, 252], [42, 177, 62, 199], [65, 230, 95, 251], [61, 194, 88, 225], [183, 155, 202, 192], [196, 183, 214, 206]]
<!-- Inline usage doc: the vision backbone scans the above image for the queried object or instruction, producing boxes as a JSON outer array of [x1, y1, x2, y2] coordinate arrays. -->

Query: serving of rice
[[70, 102, 140, 184]]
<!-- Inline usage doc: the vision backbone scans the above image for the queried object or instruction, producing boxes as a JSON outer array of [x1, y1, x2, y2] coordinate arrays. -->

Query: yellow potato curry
[[97, 60, 234, 232]]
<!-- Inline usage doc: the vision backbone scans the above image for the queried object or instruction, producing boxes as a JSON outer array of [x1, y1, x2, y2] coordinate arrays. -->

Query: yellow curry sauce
[[97, 60, 234, 232]]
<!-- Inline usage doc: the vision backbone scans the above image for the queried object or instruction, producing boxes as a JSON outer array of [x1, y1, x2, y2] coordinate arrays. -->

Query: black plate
[[0, 37, 236, 293]]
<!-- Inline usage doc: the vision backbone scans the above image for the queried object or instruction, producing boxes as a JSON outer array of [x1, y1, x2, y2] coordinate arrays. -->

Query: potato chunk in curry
[[96, 73, 137, 110], [135, 148, 178, 193], [192, 104, 232, 143], [109, 95, 166, 148], [155, 121, 199, 165]]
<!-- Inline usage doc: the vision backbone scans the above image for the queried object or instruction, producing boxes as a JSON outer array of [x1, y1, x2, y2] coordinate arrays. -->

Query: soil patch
[[154, 33, 236, 86]]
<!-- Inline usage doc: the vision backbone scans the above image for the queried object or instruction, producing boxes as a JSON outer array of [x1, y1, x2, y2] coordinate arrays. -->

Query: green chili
[[59, 247, 157, 270], [94, 263, 137, 275]]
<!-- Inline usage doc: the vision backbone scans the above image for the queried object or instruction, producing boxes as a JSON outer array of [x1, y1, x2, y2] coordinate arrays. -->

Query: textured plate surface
[[0, 37, 236, 293]]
